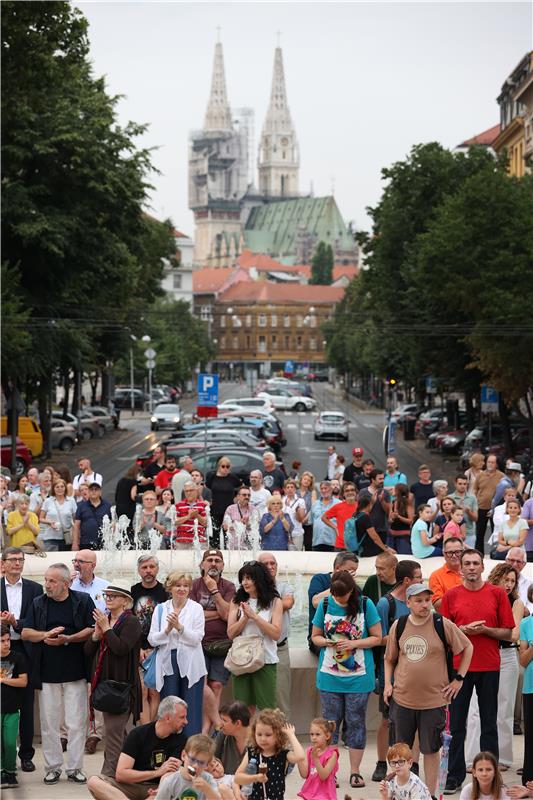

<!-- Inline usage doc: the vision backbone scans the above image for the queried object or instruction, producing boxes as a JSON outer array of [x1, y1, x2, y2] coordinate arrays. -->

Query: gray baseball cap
[[406, 582, 433, 599]]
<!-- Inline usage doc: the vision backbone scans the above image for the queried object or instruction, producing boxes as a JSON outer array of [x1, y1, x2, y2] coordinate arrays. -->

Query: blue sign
[[197, 374, 219, 407], [284, 360, 294, 375], [481, 385, 499, 413]]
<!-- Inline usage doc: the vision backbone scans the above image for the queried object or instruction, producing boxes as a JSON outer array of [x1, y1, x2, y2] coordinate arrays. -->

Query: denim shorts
[[204, 653, 230, 685]]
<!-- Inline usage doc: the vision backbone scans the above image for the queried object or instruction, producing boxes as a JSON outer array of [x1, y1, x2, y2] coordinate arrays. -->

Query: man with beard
[[190, 549, 235, 734]]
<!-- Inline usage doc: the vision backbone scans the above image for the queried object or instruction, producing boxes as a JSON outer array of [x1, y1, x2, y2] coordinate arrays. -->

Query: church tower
[[257, 47, 300, 198], [203, 42, 232, 132]]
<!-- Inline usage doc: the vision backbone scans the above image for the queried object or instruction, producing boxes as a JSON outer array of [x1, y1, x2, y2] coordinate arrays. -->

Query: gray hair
[[2, 546, 25, 561], [46, 563, 71, 582], [137, 554, 159, 567], [433, 480, 448, 493], [157, 695, 188, 719]]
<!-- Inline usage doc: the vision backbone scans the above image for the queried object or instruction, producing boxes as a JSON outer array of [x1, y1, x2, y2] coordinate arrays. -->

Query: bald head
[[258, 551, 278, 579], [73, 549, 97, 582]]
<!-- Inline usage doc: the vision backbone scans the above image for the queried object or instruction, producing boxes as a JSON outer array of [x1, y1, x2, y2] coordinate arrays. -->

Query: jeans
[[448, 670, 500, 784]]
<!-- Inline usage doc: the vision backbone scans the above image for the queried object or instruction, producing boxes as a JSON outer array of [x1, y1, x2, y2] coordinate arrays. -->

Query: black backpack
[[394, 611, 455, 682]]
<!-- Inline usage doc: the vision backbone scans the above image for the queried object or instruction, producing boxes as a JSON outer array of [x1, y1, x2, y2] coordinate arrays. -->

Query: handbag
[[92, 680, 130, 715], [202, 639, 232, 658], [224, 634, 265, 676], [141, 603, 164, 690]]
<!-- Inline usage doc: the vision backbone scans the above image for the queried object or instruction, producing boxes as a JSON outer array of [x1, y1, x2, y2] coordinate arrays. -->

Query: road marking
[[287, 424, 297, 429], [302, 424, 313, 430], [363, 423, 376, 429]]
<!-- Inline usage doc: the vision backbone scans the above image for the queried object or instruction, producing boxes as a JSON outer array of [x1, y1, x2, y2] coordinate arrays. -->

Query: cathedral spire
[[258, 46, 299, 197], [204, 41, 232, 131]]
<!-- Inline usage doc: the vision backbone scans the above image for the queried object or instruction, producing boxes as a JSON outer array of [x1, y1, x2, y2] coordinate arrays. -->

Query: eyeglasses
[[188, 755, 208, 768], [4, 557, 24, 563], [219, 464, 231, 469], [103, 593, 122, 600], [389, 759, 407, 767], [444, 550, 463, 557], [72, 559, 95, 565]]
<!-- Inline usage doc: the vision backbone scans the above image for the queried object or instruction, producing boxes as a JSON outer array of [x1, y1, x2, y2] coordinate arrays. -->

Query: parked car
[[186, 429, 266, 450], [114, 388, 146, 410], [307, 370, 329, 382], [50, 419, 78, 452], [440, 429, 468, 455], [219, 397, 275, 413], [84, 405, 115, 432], [150, 403, 182, 431], [257, 389, 316, 412], [0, 436, 32, 477], [391, 404, 420, 424], [168, 415, 285, 453], [0, 416, 43, 458], [314, 411, 349, 441], [461, 424, 530, 470], [416, 409, 446, 437]]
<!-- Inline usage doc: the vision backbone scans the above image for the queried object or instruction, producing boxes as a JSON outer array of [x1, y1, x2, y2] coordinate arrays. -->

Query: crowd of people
[[0, 444, 532, 798]]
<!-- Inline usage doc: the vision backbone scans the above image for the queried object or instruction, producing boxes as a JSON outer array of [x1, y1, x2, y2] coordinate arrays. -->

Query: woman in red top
[[321, 483, 359, 550]]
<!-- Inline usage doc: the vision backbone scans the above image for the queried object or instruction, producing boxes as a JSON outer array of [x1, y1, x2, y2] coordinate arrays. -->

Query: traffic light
[[386, 377, 397, 386]]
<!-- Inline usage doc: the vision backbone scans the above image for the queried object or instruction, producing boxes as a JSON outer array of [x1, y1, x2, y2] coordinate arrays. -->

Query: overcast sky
[[79, 1, 532, 235]]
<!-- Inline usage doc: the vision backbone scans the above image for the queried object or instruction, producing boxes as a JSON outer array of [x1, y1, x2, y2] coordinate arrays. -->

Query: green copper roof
[[244, 196, 354, 262]]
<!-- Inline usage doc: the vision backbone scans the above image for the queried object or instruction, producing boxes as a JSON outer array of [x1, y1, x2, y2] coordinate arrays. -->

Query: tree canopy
[[310, 241, 334, 285]]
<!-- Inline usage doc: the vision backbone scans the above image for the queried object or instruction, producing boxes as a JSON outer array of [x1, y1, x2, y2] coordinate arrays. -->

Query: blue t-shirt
[[411, 518, 434, 559], [308, 572, 332, 634], [312, 595, 380, 693], [520, 616, 533, 694], [384, 472, 407, 493], [376, 594, 409, 686], [311, 497, 340, 547]]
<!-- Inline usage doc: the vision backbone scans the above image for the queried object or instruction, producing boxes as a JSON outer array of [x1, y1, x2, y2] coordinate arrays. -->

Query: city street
[[47, 381, 458, 501]]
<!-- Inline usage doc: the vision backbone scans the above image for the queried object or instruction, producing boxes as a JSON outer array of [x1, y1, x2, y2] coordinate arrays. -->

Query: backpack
[[395, 612, 454, 682], [373, 592, 397, 676], [344, 511, 368, 556]]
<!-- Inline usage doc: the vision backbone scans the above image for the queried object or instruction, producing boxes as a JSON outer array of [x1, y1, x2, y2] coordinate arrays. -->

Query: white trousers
[[465, 648, 519, 766], [40, 680, 88, 773]]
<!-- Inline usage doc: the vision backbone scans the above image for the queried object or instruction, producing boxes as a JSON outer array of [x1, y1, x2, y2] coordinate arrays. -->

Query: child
[[235, 708, 306, 800], [459, 751, 509, 799], [297, 717, 338, 800], [154, 734, 220, 799], [0, 623, 28, 789], [443, 508, 466, 541], [379, 743, 431, 799], [6, 496, 43, 554], [208, 757, 241, 800]]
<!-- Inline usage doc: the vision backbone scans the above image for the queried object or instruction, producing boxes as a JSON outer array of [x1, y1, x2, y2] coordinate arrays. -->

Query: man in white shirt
[[327, 446, 337, 480], [258, 552, 294, 719], [73, 458, 103, 499], [0, 547, 43, 772], [69, 550, 109, 755], [249, 470, 271, 517]]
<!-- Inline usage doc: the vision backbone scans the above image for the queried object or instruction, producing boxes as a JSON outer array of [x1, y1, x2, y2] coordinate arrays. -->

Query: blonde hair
[[164, 572, 193, 592], [310, 717, 336, 743], [250, 708, 288, 755], [184, 734, 215, 759]]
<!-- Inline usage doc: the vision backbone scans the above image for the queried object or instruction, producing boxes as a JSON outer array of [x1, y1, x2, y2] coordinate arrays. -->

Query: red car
[[1, 436, 33, 477]]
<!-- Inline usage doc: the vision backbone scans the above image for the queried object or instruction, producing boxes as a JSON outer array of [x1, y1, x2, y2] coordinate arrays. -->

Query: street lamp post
[[129, 335, 137, 416]]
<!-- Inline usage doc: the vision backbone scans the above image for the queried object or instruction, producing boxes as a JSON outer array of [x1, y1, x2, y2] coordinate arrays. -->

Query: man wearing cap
[[384, 583, 472, 799], [258, 552, 294, 718], [343, 447, 365, 484], [72, 483, 112, 551], [440, 548, 515, 794], [190, 549, 235, 734], [492, 461, 524, 509], [70, 550, 109, 754]]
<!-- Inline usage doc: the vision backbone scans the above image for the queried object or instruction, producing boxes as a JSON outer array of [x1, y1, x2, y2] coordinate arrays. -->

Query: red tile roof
[[237, 250, 358, 282], [192, 268, 251, 294], [237, 250, 285, 270], [459, 124, 501, 147], [217, 282, 345, 304]]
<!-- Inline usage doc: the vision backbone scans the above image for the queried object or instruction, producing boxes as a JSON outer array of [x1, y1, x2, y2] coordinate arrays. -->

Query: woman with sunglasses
[[227, 561, 282, 713], [206, 457, 242, 547], [85, 582, 142, 779]]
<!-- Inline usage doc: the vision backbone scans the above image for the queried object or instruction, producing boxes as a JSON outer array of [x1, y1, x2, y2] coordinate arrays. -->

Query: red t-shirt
[[440, 583, 515, 672], [154, 468, 180, 491], [324, 500, 358, 549], [174, 499, 208, 544]]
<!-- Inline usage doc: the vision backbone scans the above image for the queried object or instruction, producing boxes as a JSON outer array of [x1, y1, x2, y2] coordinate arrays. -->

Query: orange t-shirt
[[324, 500, 358, 549], [428, 564, 463, 607]]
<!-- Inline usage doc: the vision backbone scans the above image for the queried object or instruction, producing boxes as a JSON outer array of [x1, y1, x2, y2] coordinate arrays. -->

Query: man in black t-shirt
[[354, 458, 376, 493], [409, 464, 435, 508], [22, 564, 94, 785], [342, 447, 365, 484], [87, 695, 188, 800], [356, 494, 393, 558], [131, 555, 168, 724], [138, 444, 167, 496], [261, 451, 285, 492], [0, 623, 28, 789]]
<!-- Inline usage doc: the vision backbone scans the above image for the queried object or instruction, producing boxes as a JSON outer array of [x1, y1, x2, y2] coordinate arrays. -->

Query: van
[[0, 416, 43, 457]]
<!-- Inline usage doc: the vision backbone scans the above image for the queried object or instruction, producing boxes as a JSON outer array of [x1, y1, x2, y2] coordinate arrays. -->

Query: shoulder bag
[[224, 634, 265, 676], [92, 679, 131, 715], [141, 603, 164, 689]]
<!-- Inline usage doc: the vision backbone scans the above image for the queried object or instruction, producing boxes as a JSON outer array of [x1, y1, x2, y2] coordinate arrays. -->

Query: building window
[[271, 314, 277, 327], [220, 336, 226, 349], [220, 315, 226, 328], [246, 335, 251, 349], [233, 336, 239, 350], [258, 314, 267, 327], [283, 315, 290, 328], [173, 273, 182, 290], [296, 336, 303, 350], [284, 335, 290, 349], [245, 314, 252, 327], [296, 315, 303, 328], [200, 305, 212, 321], [310, 336, 317, 350], [271, 335, 278, 350], [310, 315, 317, 328], [258, 336, 267, 353]]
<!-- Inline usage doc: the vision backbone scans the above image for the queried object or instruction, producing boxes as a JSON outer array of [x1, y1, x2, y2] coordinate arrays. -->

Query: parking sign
[[481, 385, 499, 413], [197, 374, 219, 407]]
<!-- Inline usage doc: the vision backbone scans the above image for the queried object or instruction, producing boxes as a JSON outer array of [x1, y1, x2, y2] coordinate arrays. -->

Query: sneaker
[[444, 778, 461, 795], [20, 760, 35, 773], [4, 772, 18, 788], [43, 770, 61, 785], [371, 761, 388, 781], [67, 770, 87, 784]]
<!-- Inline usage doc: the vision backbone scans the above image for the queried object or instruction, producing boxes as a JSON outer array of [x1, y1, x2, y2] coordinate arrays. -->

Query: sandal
[[350, 773, 365, 788]]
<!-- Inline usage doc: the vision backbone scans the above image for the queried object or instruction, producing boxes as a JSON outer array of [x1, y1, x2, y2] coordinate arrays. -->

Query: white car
[[314, 411, 349, 441], [390, 404, 419, 423], [150, 403, 182, 431], [219, 397, 274, 413], [257, 389, 316, 412]]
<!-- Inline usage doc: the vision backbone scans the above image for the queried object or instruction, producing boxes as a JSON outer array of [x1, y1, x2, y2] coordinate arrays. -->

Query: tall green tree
[[310, 241, 334, 285]]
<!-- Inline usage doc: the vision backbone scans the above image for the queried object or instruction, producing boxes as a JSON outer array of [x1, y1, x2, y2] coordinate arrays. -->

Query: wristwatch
[[454, 672, 464, 681]]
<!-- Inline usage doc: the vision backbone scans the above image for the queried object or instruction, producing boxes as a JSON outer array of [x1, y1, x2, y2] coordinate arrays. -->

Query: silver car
[[314, 411, 349, 441], [150, 403, 182, 431], [84, 406, 115, 433], [50, 419, 78, 452]]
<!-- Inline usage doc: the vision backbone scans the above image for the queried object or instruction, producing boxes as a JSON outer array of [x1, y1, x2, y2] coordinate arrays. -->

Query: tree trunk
[[62, 370, 70, 418], [89, 371, 98, 405], [71, 370, 79, 416], [465, 388, 475, 432], [498, 395, 514, 457], [37, 377, 52, 459]]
